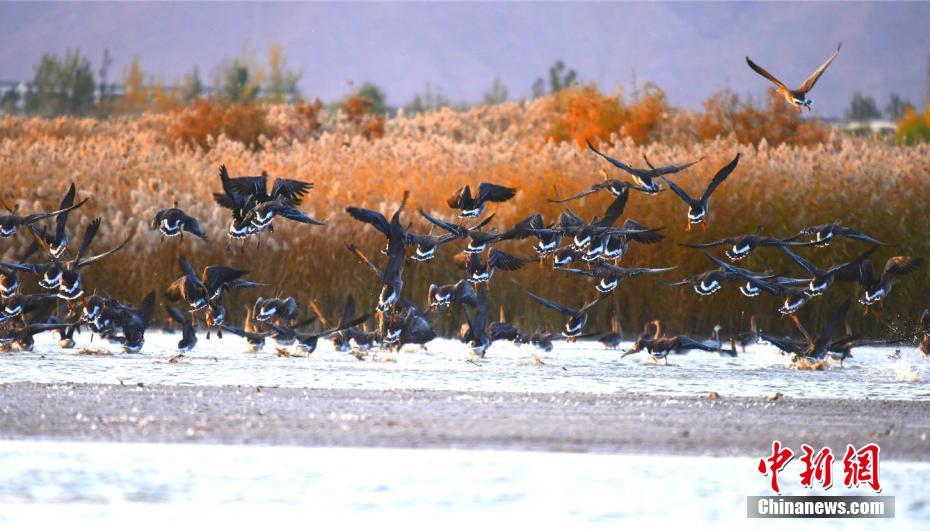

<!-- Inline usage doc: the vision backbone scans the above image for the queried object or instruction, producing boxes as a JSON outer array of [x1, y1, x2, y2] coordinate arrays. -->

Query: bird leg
[[685, 222, 692, 233], [701, 220, 708, 231]]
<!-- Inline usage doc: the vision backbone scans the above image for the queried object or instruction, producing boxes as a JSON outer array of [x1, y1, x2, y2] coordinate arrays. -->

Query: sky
[[1, 1, 928, 117]]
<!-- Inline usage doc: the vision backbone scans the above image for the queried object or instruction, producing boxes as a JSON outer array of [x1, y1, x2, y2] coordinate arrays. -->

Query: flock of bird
[[1, 43, 928, 366]]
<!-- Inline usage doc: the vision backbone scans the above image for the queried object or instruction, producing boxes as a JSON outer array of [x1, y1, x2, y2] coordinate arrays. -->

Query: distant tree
[[845, 91, 881, 121], [215, 43, 265, 103], [482, 75, 509, 105], [223, 65, 258, 102], [98, 48, 114, 108], [0, 86, 20, 115], [116, 56, 149, 114], [884, 93, 913, 121], [25, 49, 96, 116], [265, 43, 302, 104], [548, 60, 577, 93], [531, 78, 546, 99], [405, 83, 449, 114], [181, 66, 204, 103], [356, 82, 388, 114]]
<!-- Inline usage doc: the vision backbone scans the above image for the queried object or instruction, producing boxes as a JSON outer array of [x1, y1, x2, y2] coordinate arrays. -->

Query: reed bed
[[1, 102, 928, 339]]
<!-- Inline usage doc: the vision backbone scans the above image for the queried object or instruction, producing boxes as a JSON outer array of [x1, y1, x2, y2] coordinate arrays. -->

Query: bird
[[270, 312, 371, 355], [526, 291, 606, 338], [463, 248, 527, 284], [164, 257, 252, 313], [680, 227, 812, 261], [447, 182, 517, 217], [857, 256, 924, 308], [427, 280, 477, 312], [1, 218, 131, 301], [786, 300, 851, 362], [621, 320, 736, 363], [243, 198, 325, 234], [151, 203, 208, 241], [665, 267, 745, 296], [786, 222, 890, 248], [0, 241, 40, 299], [557, 263, 677, 293], [101, 291, 156, 353], [746, 43, 842, 112], [661, 153, 740, 231], [702, 252, 812, 312], [225, 167, 313, 205], [488, 305, 521, 342], [219, 306, 271, 352], [346, 205, 464, 261], [346, 193, 409, 313], [378, 300, 436, 349], [165, 305, 197, 352], [549, 170, 652, 203], [27, 183, 86, 257], [779, 245, 880, 297], [918, 310, 930, 358], [0, 194, 86, 239], [253, 296, 300, 326], [586, 139, 702, 194], [462, 286, 491, 357]]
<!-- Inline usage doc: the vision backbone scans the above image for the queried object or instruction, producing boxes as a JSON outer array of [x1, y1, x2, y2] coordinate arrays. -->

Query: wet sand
[[1, 382, 928, 459]]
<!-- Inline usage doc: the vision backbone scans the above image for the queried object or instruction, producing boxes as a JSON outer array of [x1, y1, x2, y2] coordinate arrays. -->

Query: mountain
[[1, 2, 928, 116]]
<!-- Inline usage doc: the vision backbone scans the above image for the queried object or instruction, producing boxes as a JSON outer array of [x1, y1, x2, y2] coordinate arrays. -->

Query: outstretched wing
[[586, 139, 641, 176], [745, 56, 789, 92], [679, 237, 736, 249], [488, 248, 526, 271], [447, 185, 472, 209], [660, 176, 696, 205], [797, 43, 842, 94], [179, 212, 208, 240], [526, 291, 574, 317], [702, 153, 740, 202], [882, 256, 923, 281], [597, 188, 629, 227], [271, 177, 313, 203], [346, 207, 390, 236], [476, 182, 517, 204]]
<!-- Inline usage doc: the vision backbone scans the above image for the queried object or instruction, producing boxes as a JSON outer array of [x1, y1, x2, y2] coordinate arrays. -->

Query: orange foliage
[[544, 84, 669, 146], [895, 104, 930, 145], [166, 100, 279, 150], [342, 93, 385, 140], [698, 89, 828, 146]]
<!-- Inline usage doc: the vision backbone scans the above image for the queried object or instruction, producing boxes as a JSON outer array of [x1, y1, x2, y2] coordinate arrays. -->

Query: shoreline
[[1, 382, 928, 460]]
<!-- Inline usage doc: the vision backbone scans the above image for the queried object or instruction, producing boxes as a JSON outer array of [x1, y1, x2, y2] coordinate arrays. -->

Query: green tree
[[181, 66, 204, 103], [356, 82, 388, 114], [884, 93, 912, 121], [265, 43, 302, 103], [26, 49, 96, 116], [845, 91, 881, 121], [531, 78, 546, 99], [548, 59, 577, 93], [482, 75, 509, 105], [405, 83, 449, 114]]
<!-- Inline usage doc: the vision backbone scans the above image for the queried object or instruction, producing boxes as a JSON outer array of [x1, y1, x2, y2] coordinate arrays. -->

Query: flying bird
[[661, 153, 740, 231], [746, 43, 842, 112]]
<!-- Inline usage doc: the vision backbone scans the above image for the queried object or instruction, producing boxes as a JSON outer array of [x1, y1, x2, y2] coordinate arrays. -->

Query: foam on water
[[0, 441, 925, 530], [0, 332, 928, 400]]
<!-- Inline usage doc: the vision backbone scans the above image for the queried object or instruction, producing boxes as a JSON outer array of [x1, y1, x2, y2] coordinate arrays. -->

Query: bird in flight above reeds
[[746, 43, 841, 112]]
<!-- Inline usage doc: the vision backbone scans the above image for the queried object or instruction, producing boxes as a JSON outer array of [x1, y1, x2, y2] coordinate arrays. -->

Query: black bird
[[347, 193, 409, 312], [379, 300, 436, 349], [151, 203, 208, 241], [549, 170, 651, 203], [447, 182, 517, 217], [918, 310, 929, 358], [703, 252, 811, 312], [253, 296, 300, 325], [681, 227, 812, 261], [419, 209, 523, 254], [226, 166, 313, 205], [0, 194, 86, 239], [586, 139, 701, 194], [428, 280, 477, 311], [600, 220, 665, 262], [661, 153, 740, 231], [462, 286, 491, 357], [857, 256, 923, 307], [526, 291, 606, 338], [220, 306, 271, 352], [558, 263, 677, 293], [28, 182, 86, 257], [325, 295, 378, 353], [746, 43, 841, 113], [346, 205, 463, 261], [788, 300, 851, 361], [780, 245, 879, 297], [165, 305, 197, 352], [2, 219, 130, 301], [271, 312, 370, 354], [736, 316, 759, 352], [103, 291, 156, 353], [665, 268, 745, 296], [214, 165, 258, 239], [1, 293, 58, 326], [0, 312, 76, 351], [165, 257, 252, 312], [622, 320, 736, 363], [489, 306, 521, 342], [0, 241, 39, 298], [244, 198, 325, 234], [786, 222, 890, 248], [550, 245, 584, 268], [463, 248, 527, 284]]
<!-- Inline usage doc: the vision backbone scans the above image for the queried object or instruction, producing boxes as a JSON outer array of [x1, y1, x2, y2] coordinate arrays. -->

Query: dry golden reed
[[1, 99, 928, 340]]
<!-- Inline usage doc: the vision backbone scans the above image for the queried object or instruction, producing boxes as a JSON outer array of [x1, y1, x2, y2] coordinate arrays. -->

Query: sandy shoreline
[[1, 382, 928, 460]]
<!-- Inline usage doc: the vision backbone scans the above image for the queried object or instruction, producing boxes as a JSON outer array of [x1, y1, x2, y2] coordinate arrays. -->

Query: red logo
[[758, 442, 881, 494]]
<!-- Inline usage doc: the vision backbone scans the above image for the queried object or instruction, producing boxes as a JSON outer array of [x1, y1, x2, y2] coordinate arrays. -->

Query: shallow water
[[0, 441, 925, 530], [1, 332, 927, 400]]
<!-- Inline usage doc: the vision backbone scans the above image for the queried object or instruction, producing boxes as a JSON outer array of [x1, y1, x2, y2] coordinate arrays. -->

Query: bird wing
[[419, 209, 465, 237], [274, 204, 325, 225], [830, 245, 880, 281], [882, 256, 923, 281], [346, 243, 384, 281], [476, 182, 517, 204], [55, 183, 77, 240], [548, 187, 599, 203], [346, 207, 390, 236], [271, 178, 313, 203], [679, 237, 736, 249], [642, 154, 703, 175], [597, 188, 629, 227], [179, 212, 209, 240], [745, 56, 789, 91], [586, 140, 642, 177], [76, 235, 131, 269], [202, 266, 249, 294], [72, 218, 101, 265], [834, 226, 890, 246], [622, 219, 665, 244], [526, 291, 574, 317], [796, 43, 842, 94], [779, 247, 823, 276], [488, 248, 526, 271], [702, 153, 740, 202], [447, 185, 472, 209], [660, 176, 696, 205]]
